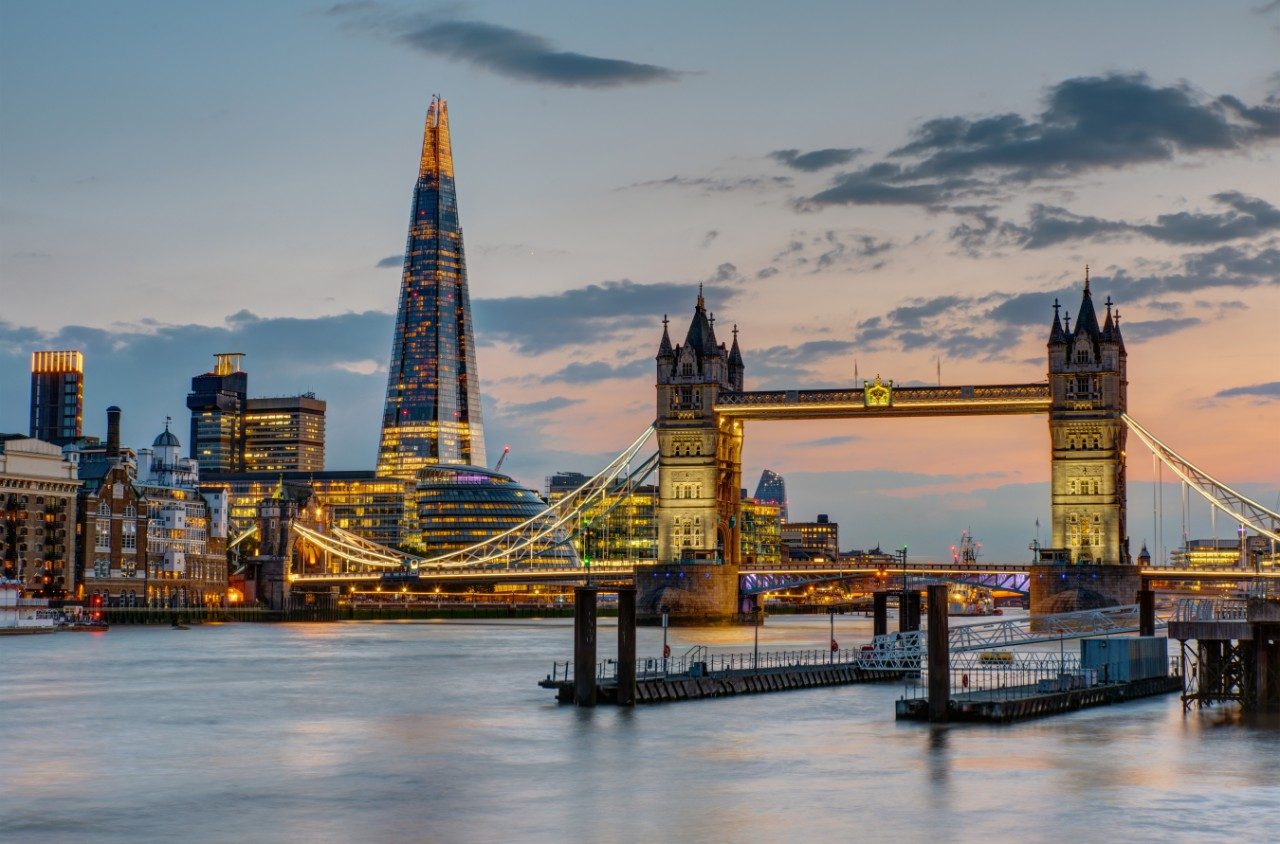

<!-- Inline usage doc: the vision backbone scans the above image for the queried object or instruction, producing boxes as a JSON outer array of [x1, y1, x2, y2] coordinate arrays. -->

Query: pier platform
[[895, 674, 1182, 723]]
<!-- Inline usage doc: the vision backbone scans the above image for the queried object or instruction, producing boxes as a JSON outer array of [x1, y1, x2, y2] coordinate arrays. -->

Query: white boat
[[0, 581, 60, 635]]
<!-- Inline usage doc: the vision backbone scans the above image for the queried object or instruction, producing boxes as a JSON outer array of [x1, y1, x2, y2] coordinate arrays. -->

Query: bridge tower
[[638, 288, 745, 623], [654, 287, 743, 564], [1036, 271, 1136, 611]]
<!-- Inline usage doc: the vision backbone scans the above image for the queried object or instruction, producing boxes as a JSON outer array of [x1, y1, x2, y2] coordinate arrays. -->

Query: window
[[123, 504, 136, 519], [97, 501, 110, 517], [95, 521, 110, 550]]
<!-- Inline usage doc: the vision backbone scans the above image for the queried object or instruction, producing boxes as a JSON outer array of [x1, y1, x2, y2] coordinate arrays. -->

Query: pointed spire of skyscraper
[[378, 96, 486, 478]]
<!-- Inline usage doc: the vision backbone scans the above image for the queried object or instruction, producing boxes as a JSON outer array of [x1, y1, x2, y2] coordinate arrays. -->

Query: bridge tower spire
[[1047, 274, 1129, 567]]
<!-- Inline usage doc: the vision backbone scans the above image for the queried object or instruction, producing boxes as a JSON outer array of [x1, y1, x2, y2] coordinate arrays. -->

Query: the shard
[[377, 96, 486, 478]]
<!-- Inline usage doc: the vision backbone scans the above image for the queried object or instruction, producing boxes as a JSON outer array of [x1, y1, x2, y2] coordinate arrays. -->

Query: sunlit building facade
[[740, 497, 782, 565], [377, 96, 486, 478], [29, 350, 84, 447], [204, 471, 416, 550]]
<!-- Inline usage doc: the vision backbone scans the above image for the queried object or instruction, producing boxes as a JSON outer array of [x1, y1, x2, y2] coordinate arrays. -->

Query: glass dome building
[[415, 465, 578, 566]]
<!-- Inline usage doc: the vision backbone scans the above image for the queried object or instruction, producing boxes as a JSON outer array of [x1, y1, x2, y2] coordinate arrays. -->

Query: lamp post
[[899, 546, 909, 593], [661, 606, 669, 674], [829, 608, 836, 664], [753, 603, 761, 670]]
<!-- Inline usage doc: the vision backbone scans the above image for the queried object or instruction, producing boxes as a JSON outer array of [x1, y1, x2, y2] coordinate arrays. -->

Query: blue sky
[[2, 1, 1278, 560]]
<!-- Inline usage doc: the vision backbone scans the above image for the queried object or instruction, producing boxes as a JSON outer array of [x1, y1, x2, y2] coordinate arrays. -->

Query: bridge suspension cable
[[1123, 414, 1280, 544], [291, 424, 659, 571]]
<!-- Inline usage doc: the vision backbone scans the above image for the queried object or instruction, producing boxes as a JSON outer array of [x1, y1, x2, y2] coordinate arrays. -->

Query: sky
[[2, 0, 1278, 561]]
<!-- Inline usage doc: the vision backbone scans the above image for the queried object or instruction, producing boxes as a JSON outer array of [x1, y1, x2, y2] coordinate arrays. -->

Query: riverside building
[[0, 435, 81, 597], [73, 409, 227, 607]]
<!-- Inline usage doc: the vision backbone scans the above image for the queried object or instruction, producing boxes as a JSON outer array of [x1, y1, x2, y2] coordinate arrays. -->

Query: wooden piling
[[574, 587, 598, 707], [900, 589, 921, 633], [1138, 584, 1155, 637], [873, 591, 888, 638], [616, 587, 637, 707], [927, 583, 949, 723]]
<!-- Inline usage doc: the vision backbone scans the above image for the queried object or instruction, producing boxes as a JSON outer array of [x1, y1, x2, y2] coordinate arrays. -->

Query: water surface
[[3, 615, 1276, 843]]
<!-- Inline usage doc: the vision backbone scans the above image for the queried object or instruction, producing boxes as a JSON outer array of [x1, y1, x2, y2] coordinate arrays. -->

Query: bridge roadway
[[288, 561, 1280, 587], [714, 383, 1051, 420]]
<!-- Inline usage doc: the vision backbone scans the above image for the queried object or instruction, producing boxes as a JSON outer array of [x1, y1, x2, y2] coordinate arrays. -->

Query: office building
[[243, 395, 326, 473], [187, 353, 248, 472], [416, 466, 571, 564], [29, 350, 84, 446], [740, 496, 782, 565], [204, 471, 416, 550], [377, 96, 486, 478], [754, 469, 788, 523], [781, 514, 839, 561], [187, 353, 326, 473]]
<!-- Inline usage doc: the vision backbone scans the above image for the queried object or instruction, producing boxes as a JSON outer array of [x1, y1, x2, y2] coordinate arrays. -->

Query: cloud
[[473, 279, 737, 355], [621, 174, 793, 194], [769, 147, 863, 172], [495, 396, 583, 417], [539, 358, 651, 384], [801, 73, 1280, 208], [845, 243, 1277, 360], [333, 359, 385, 375], [792, 434, 861, 448], [1214, 381, 1280, 401], [953, 192, 1280, 250], [376, 254, 403, 268], [700, 230, 719, 248], [1118, 317, 1202, 343], [763, 230, 895, 275], [336, 9, 687, 88]]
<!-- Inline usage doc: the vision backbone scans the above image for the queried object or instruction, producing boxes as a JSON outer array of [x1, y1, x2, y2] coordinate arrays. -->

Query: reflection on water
[[2, 616, 1278, 842]]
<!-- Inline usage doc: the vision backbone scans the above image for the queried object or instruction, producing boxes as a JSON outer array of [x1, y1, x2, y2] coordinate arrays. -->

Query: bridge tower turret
[[655, 287, 740, 565], [1047, 269, 1129, 566]]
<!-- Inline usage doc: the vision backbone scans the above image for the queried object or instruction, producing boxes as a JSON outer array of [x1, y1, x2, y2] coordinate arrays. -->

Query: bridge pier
[[635, 562, 741, 625], [574, 587, 598, 707], [617, 587, 637, 707], [873, 592, 888, 638]]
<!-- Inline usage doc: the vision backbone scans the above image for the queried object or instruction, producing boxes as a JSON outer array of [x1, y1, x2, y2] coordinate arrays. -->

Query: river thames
[[4, 615, 1278, 843]]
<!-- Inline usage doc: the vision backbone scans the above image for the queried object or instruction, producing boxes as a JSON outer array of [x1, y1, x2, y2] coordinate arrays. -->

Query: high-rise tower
[[377, 96, 486, 478], [29, 350, 84, 446]]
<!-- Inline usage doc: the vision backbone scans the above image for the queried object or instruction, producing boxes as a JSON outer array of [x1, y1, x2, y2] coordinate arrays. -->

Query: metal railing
[[948, 604, 1164, 652], [548, 631, 923, 683], [1172, 598, 1248, 622]]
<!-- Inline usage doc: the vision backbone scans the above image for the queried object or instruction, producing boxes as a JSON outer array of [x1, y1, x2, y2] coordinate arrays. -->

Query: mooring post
[[616, 587, 637, 707], [574, 586, 598, 707], [873, 591, 888, 638], [900, 589, 921, 633], [1138, 580, 1155, 637], [927, 583, 950, 723]]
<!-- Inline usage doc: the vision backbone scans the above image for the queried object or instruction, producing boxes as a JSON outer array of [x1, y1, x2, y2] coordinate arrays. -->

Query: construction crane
[[494, 444, 511, 473]]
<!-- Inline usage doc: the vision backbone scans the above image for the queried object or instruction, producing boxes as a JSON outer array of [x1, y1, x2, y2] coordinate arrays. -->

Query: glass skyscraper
[[377, 96, 486, 478]]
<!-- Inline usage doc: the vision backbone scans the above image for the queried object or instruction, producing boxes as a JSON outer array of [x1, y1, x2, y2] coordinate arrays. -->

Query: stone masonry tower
[[1047, 270, 1129, 565], [654, 287, 743, 564]]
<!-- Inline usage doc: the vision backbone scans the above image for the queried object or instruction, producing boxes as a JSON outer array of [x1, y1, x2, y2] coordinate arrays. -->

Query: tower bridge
[[274, 275, 1277, 621]]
